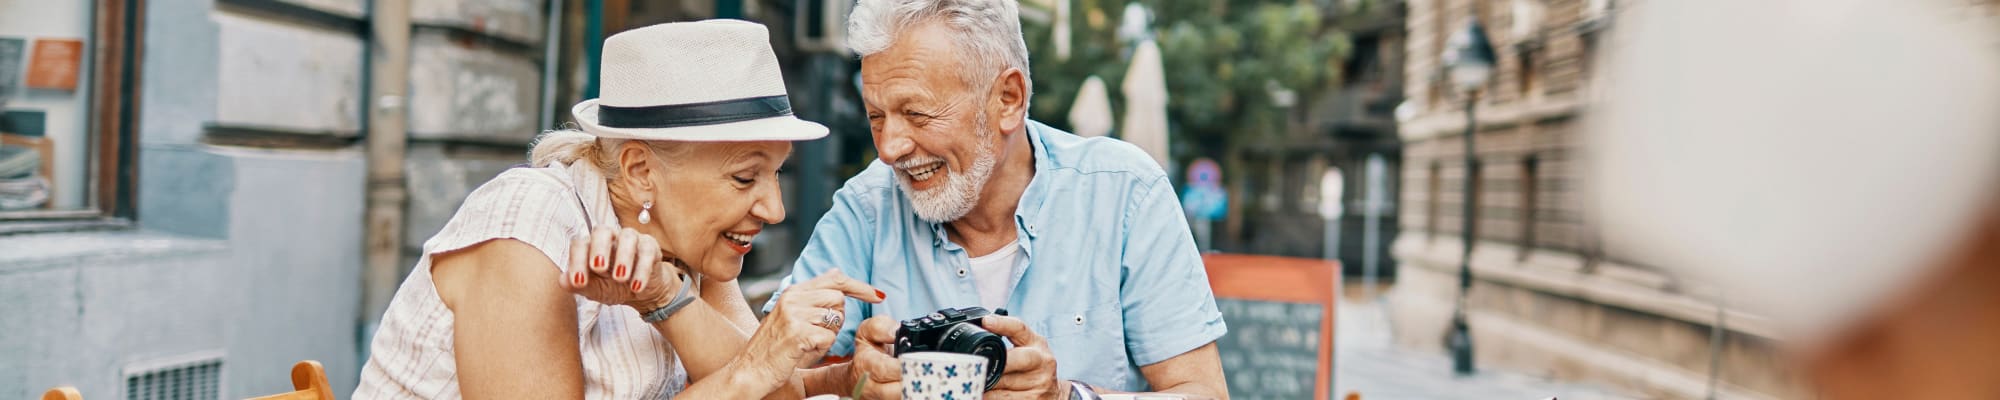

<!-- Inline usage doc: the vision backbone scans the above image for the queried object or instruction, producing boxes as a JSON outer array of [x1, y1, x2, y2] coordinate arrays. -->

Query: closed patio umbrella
[[1067, 76, 1114, 138], [1121, 38, 1169, 169]]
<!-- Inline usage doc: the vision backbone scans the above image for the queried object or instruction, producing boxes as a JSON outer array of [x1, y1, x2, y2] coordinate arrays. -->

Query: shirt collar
[[927, 121, 1056, 254]]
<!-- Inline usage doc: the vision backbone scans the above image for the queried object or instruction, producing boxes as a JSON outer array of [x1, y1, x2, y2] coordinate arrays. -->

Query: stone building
[[0, 0, 554, 397], [1391, 0, 1998, 399]]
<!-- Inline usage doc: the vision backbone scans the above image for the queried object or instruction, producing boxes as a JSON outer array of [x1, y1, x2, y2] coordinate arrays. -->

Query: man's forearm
[[1081, 385, 1222, 400], [1104, 381, 1224, 400], [1131, 343, 1229, 399]]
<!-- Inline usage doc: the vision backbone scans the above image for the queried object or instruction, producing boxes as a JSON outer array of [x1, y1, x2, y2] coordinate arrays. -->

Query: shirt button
[[957, 268, 968, 277], [1073, 314, 1086, 325]]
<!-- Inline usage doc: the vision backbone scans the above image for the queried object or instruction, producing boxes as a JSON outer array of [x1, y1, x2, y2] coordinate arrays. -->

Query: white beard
[[896, 126, 999, 223]]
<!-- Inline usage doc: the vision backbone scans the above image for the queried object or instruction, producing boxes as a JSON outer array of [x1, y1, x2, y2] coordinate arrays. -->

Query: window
[[1426, 161, 1441, 240], [1467, 157, 1483, 242], [1579, 22, 1606, 102], [1426, 1, 1450, 110], [0, 0, 140, 227], [1519, 155, 1539, 259], [1510, 0, 1544, 39], [1586, 0, 1614, 20], [1517, 49, 1538, 99]]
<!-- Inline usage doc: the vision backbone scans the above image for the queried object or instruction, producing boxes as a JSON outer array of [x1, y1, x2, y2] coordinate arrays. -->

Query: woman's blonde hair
[[528, 128, 690, 182]]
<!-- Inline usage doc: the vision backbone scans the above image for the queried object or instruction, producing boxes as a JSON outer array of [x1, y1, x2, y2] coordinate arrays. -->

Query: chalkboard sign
[[1216, 299, 1325, 398], [1202, 254, 1338, 400]]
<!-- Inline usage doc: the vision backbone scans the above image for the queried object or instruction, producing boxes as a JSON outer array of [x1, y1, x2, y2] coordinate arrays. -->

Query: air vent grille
[[124, 355, 223, 400]]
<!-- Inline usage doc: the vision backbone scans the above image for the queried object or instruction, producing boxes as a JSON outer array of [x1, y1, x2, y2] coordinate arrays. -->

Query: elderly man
[[766, 0, 1228, 399]]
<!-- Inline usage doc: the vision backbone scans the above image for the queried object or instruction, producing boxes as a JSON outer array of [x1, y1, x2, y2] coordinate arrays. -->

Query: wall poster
[[25, 38, 82, 91]]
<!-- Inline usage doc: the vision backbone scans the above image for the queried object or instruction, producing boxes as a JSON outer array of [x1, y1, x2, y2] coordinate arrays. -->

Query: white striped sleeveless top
[[353, 162, 688, 399]]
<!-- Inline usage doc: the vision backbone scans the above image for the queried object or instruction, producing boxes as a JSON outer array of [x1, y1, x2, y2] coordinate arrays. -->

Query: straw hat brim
[[572, 99, 830, 142]]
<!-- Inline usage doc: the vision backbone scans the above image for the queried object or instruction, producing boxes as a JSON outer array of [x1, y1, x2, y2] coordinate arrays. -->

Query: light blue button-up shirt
[[766, 121, 1226, 391]]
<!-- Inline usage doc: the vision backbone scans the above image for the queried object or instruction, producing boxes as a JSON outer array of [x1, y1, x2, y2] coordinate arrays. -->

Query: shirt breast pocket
[[1034, 302, 1129, 389]]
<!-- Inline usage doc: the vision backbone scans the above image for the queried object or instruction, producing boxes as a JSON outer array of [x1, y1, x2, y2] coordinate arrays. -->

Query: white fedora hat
[[571, 19, 828, 141]]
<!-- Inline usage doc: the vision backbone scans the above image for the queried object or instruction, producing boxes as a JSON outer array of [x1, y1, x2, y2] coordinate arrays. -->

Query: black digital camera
[[893, 307, 1009, 389]]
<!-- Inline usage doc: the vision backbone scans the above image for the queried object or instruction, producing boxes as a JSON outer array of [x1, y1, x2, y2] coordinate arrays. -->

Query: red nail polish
[[573, 272, 586, 286], [632, 281, 643, 292], [616, 264, 627, 279], [594, 256, 604, 268], [875, 290, 887, 299]]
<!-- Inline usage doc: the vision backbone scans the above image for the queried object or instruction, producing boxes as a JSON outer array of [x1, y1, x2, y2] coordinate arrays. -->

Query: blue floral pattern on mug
[[901, 352, 987, 400]]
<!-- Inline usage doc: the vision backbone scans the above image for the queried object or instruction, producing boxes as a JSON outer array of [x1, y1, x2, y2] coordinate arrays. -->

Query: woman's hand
[[744, 269, 886, 379], [562, 226, 684, 312], [676, 269, 881, 400]]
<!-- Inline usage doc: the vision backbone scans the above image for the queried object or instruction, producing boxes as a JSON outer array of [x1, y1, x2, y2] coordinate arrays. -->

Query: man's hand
[[981, 316, 1070, 400], [851, 316, 905, 399]]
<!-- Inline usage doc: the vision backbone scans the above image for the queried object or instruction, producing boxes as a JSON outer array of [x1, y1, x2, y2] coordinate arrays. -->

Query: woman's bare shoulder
[[432, 237, 568, 312], [424, 166, 584, 311]]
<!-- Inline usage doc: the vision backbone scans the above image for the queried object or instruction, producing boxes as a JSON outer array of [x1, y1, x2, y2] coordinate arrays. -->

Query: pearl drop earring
[[637, 201, 653, 224]]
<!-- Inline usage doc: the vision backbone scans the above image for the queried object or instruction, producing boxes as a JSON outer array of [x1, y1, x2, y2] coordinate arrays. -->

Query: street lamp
[[1441, 16, 1495, 377]]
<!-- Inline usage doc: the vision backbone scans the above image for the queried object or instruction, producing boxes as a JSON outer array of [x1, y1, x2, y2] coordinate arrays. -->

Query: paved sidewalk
[[1333, 298, 1644, 400]]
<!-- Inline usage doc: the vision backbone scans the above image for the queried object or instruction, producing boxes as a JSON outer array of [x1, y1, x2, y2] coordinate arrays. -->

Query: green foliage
[[1021, 0, 1353, 158]]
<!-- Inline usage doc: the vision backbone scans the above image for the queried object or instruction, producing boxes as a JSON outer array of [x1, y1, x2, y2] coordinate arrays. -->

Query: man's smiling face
[[860, 20, 1002, 223]]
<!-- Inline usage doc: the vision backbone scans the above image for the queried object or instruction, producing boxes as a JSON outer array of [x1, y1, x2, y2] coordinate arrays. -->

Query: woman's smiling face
[[646, 140, 792, 281]]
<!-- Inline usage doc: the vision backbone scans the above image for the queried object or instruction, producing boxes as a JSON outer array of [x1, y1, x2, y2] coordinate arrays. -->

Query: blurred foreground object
[[1590, 0, 2000, 343], [1589, 0, 2000, 398]]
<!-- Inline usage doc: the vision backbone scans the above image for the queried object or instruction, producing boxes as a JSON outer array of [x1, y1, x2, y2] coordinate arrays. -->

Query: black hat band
[[597, 95, 793, 128]]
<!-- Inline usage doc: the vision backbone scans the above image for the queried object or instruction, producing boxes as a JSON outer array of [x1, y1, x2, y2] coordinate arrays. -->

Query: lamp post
[[1442, 16, 1496, 377]]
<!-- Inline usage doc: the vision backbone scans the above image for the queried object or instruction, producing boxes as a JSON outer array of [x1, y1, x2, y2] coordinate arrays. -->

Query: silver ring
[[815, 310, 844, 330]]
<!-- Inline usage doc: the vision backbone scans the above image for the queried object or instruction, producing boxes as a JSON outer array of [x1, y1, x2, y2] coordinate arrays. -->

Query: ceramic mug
[[900, 351, 989, 400]]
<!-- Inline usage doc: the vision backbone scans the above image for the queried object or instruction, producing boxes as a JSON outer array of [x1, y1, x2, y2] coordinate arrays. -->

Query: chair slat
[[45, 359, 335, 400]]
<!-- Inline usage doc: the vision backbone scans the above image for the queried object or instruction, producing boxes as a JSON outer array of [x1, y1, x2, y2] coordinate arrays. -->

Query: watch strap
[[640, 271, 697, 324], [1067, 380, 1102, 400]]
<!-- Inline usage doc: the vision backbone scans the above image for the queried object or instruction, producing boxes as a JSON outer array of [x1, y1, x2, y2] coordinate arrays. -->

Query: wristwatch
[[639, 271, 697, 323], [1067, 380, 1102, 400]]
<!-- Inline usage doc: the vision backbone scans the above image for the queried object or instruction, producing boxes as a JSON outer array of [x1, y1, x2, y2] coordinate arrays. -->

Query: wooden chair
[[246, 360, 336, 400], [43, 360, 337, 400]]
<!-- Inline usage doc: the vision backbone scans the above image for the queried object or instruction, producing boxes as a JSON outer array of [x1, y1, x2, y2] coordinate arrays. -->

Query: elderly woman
[[354, 20, 879, 399]]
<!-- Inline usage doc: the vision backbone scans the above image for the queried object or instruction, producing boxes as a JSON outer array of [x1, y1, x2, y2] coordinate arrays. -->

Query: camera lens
[[937, 323, 1007, 390]]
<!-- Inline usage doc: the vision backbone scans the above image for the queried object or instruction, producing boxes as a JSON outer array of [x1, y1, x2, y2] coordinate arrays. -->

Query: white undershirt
[[967, 239, 1026, 311]]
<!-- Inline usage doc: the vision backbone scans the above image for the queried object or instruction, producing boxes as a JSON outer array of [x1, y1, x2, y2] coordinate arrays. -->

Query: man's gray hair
[[848, 0, 1033, 98]]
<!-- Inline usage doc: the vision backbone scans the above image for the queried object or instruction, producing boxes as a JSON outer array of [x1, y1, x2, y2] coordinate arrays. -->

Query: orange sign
[[1203, 254, 1340, 400], [26, 39, 82, 90]]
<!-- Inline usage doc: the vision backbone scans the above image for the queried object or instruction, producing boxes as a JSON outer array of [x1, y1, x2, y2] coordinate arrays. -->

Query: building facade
[[0, 0, 555, 397]]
